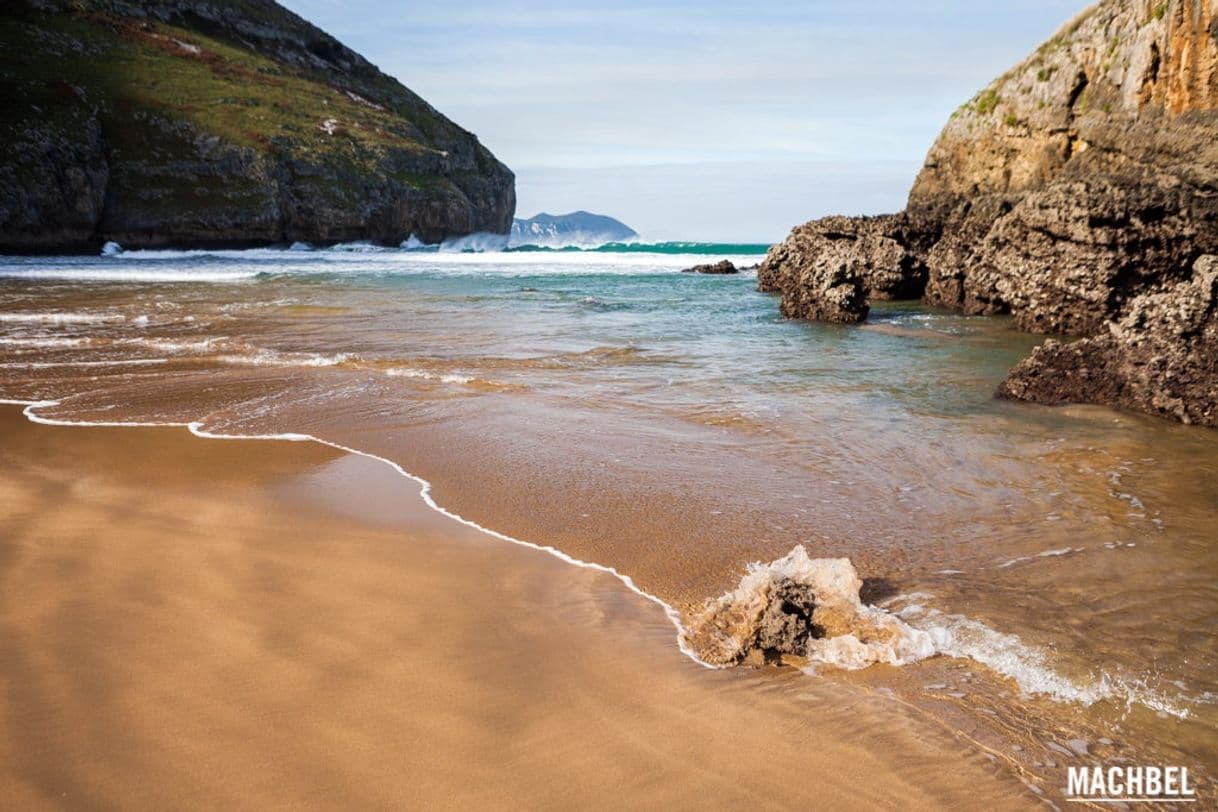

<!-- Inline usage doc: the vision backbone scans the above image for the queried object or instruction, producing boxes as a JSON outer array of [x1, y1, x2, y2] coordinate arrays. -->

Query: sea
[[2, 239, 1216, 796]]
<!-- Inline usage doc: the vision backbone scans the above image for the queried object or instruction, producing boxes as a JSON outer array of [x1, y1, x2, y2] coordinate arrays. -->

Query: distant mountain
[[510, 212, 637, 247]]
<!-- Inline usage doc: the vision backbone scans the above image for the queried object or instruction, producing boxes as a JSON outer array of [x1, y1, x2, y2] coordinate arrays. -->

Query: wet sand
[[0, 407, 1037, 809]]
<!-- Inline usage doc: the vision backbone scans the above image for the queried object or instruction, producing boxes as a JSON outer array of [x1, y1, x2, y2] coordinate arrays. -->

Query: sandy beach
[[0, 406, 1039, 809]]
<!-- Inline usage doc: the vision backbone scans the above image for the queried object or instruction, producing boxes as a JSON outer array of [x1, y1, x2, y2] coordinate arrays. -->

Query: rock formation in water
[[509, 211, 637, 247], [998, 254, 1218, 425], [0, 0, 515, 253], [759, 0, 1218, 426], [680, 546, 937, 668], [681, 259, 739, 275], [757, 215, 925, 321]]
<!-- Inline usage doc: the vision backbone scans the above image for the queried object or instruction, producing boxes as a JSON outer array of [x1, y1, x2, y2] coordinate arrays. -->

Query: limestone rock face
[[1, 0, 515, 252], [762, 0, 1218, 426], [909, 0, 1218, 335], [923, 179, 1207, 335]]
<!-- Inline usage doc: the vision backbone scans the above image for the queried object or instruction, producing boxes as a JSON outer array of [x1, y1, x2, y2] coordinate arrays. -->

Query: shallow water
[[2, 246, 1217, 801]]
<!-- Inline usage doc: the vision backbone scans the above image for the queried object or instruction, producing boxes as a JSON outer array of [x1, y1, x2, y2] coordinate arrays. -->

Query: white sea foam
[[385, 367, 474, 384], [130, 337, 226, 354], [438, 232, 509, 253], [997, 546, 1082, 569], [899, 604, 1191, 716], [0, 337, 91, 348], [0, 359, 169, 369], [215, 350, 352, 368], [0, 267, 261, 282], [325, 241, 394, 254], [1, 245, 766, 284], [908, 607, 1111, 704], [0, 312, 123, 324], [400, 235, 433, 251]]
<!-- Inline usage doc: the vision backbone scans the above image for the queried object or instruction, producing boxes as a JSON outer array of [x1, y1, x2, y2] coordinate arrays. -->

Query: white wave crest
[[385, 367, 474, 384], [438, 232, 509, 253], [0, 312, 124, 324]]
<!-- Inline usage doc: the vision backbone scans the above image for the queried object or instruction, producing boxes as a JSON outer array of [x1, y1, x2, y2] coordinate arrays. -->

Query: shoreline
[[2, 396, 704, 669], [0, 404, 1039, 808]]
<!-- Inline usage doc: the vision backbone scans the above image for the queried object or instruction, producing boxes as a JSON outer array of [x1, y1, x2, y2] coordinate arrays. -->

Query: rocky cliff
[[0, 0, 515, 252], [760, 0, 1218, 426]]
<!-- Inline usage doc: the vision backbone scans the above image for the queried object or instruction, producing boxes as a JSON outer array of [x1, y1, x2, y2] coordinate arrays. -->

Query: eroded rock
[[757, 215, 931, 323], [999, 255, 1218, 426]]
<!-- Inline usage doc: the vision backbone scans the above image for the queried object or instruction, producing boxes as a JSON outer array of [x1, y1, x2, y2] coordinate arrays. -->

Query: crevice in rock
[[1066, 70, 1090, 118], [1139, 42, 1162, 106], [1062, 71, 1088, 163]]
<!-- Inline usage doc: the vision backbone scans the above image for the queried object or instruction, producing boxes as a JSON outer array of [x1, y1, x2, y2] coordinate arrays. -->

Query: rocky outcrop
[[758, 215, 925, 319], [999, 255, 1218, 426], [681, 260, 739, 275], [908, 0, 1218, 334], [761, 0, 1218, 426], [0, 0, 515, 252]]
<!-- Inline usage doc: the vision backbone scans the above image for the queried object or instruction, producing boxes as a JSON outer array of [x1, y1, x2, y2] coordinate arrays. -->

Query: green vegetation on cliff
[[0, 0, 515, 251]]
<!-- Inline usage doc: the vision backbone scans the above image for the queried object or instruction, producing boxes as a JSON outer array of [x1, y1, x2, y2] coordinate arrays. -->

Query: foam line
[[1, 397, 718, 670]]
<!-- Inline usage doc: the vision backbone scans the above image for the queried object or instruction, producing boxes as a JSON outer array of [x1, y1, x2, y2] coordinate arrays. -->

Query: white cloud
[[282, 0, 1084, 239]]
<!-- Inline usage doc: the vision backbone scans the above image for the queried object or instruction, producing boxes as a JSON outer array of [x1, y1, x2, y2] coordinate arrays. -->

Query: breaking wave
[[508, 241, 771, 256], [680, 545, 1193, 716], [681, 546, 937, 668]]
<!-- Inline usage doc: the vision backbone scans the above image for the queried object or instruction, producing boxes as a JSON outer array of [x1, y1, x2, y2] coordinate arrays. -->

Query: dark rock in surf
[[681, 259, 739, 275], [753, 578, 820, 656], [679, 547, 936, 668]]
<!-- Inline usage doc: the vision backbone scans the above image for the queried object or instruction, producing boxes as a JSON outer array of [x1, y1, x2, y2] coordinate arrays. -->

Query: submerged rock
[[681, 259, 739, 275], [761, 0, 1218, 427]]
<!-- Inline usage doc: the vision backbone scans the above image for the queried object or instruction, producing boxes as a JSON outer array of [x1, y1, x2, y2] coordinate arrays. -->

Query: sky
[[281, 1, 1085, 241]]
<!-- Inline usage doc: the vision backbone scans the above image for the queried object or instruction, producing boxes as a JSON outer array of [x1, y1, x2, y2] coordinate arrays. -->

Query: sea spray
[[680, 545, 939, 667], [681, 546, 1191, 714]]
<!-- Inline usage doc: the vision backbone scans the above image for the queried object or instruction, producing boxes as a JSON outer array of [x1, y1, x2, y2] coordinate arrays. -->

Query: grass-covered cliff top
[[1, 0, 514, 250], [1, 1, 474, 163]]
